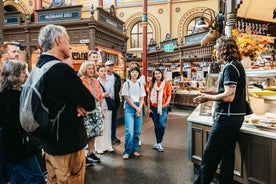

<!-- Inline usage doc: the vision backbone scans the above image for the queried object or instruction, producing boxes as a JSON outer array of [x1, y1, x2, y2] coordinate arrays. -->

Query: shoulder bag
[[99, 82, 116, 110]]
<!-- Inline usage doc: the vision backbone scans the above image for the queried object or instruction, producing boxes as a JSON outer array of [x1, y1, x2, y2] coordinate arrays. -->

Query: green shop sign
[[164, 44, 174, 52]]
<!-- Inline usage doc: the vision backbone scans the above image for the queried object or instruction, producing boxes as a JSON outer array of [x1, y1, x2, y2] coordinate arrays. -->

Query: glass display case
[[199, 74, 219, 116], [171, 80, 205, 107], [199, 69, 276, 130]]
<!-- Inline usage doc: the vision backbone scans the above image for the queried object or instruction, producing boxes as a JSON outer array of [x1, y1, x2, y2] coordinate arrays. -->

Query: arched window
[[130, 22, 154, 48], [187, 17, 201, 35]]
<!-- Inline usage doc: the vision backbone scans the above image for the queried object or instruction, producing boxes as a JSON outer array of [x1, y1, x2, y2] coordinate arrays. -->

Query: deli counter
[[172, 81, 205, 108], [188, 69, 276, 184]]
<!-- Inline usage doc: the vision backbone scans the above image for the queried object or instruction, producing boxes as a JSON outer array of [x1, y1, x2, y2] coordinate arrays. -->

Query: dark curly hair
[[216, 37, 242, 62]]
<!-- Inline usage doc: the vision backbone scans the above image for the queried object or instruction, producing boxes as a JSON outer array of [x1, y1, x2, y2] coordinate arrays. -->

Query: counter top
[[188, 105, 276, 140]]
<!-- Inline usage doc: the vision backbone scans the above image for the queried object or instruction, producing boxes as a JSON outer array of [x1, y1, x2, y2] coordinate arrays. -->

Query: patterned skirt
[[84, 101, 104, 138]]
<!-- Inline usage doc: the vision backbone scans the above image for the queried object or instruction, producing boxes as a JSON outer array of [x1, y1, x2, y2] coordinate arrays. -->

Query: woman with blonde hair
[[78, 61, 104, 166]]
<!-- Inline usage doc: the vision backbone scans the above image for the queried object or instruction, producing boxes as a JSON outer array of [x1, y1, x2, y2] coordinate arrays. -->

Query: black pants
[[194, 115, 244, 184]]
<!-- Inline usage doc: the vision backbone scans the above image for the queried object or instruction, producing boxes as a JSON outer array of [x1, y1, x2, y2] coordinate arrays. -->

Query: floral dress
[[83, 78, 104, 138]]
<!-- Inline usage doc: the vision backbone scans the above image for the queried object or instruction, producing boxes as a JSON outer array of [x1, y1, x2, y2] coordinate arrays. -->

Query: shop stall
[[188, 69, 276, 184], [3, 4, 128, 79], [147, 32, 215, 108]]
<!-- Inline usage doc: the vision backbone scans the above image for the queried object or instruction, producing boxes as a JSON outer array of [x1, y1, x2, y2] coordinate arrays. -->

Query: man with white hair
[[36, 24, 95, 183]]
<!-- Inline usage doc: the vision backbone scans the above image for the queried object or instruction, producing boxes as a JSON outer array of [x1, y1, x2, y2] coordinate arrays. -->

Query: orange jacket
[[81, 77, 103, 101], [148, 81, 171, 107]]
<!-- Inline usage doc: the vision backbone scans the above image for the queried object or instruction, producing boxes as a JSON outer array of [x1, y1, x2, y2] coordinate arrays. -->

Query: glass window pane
[[130, 22, 155, 49], [187, 17, 200, 35]]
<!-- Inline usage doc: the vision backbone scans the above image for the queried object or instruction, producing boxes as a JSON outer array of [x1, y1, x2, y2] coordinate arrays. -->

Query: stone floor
[[84, 108, 197, 184]]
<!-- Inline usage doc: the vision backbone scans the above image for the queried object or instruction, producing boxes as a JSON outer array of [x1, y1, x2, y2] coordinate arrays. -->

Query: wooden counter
[[188, 105, 276, 184]]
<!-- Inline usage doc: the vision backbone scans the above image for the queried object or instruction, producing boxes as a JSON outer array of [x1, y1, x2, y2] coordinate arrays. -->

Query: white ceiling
[[237, 0, 276, 23]]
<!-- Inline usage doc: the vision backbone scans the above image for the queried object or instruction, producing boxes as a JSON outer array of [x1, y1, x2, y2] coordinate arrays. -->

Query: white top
[[106, 73, 115, 85], [106, 73, 115, 99], [122, 80, 146, 104]]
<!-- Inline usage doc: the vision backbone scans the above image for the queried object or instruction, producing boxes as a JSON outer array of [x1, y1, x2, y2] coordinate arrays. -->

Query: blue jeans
[[4, 155, 45, 184], [194, 115, 243, 184], [111, 108, 118, 140], [150, 106, 168, 144], [123, 102, 142, 155]]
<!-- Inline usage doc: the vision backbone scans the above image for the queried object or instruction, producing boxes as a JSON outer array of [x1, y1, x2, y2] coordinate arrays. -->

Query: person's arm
[[199, 89, 218, 95], [163, 81, 172, 108], [193, 84, 236, 104], [147, 83, 152, 113], [52, 64, 96, 111], [124, 96, 142, 114]]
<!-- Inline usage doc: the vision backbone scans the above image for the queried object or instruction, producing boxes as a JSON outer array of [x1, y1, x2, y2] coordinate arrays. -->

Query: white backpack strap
[[25, 60, 62, 86]]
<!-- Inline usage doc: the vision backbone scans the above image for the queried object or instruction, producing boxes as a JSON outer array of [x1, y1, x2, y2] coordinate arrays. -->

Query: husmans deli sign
[[37, 9, 81, 23]]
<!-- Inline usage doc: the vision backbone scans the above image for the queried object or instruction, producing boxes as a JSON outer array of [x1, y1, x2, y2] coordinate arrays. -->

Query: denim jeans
[[194, 115, 243, 184], [150, 106, 168, 144], [4, 155, 45, 184], [123, 102, 142, 155], [111, 108, 118, 140]]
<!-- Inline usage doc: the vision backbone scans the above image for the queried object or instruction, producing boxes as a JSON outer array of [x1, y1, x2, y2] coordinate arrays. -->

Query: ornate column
[[24, 27, 31, 71], [34, 0, 42, 22], [142, 0, 148, 82], [88, 23, 96, 50], [224, 0, 243, 37], [98, 0, 103, 7]]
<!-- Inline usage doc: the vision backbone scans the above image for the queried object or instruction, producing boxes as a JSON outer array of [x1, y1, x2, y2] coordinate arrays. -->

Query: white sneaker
[[153, 143, 158, 149], [156, 143, 164, 152]]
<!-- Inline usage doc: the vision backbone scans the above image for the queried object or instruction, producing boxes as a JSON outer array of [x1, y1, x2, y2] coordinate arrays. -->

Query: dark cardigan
[[36, 54, 95, 155], [0, 89, 35, 163]]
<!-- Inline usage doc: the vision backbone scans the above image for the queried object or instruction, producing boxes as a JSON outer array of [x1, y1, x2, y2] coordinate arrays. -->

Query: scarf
[[150, 81, 165, 115]]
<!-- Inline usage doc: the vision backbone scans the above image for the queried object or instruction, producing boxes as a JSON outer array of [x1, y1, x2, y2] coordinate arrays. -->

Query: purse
[[105, 97, 116, 110], [99, 82, 115, 110]]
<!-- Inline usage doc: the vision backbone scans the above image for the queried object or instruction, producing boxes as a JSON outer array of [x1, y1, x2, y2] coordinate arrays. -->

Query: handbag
[[105, 97, 116, 110], [99, 82, 115, 110], [245, 101, 253, 115]]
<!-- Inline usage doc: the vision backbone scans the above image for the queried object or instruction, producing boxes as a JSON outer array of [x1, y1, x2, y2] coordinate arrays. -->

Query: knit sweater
[[36, 54, 95, 155]]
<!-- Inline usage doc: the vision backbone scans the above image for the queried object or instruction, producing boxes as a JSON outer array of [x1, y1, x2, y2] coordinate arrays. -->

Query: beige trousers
[[45, 149, 85, 184]]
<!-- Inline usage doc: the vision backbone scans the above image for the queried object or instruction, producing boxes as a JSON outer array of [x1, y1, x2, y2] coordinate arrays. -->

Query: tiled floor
[[85, 108, 196, 184]]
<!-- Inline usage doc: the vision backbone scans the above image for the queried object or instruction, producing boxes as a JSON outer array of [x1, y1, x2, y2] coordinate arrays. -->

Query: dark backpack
[[19, 60, 65, 140]]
